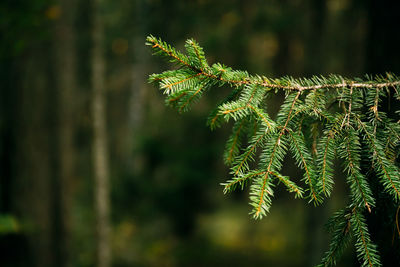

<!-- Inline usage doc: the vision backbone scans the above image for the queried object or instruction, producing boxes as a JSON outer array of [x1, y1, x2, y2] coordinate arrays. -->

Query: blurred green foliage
[[0, 214, 19, 234], [1, 0, 399, 266]]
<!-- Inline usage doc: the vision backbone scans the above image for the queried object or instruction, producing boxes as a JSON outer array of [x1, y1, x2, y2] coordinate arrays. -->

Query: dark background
[[1, 0, 399, 266]]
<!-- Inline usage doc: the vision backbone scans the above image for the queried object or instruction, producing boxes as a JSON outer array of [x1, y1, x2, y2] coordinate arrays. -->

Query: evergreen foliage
[[146, 35, 400, 267]]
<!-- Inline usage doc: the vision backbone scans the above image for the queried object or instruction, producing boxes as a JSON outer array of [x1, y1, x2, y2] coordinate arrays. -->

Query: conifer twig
[[147, 36, 399, 267], [147, 36, 400, 93]]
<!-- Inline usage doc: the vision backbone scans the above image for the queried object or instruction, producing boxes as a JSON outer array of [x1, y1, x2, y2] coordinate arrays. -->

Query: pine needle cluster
[[146, 35, 400, 267]]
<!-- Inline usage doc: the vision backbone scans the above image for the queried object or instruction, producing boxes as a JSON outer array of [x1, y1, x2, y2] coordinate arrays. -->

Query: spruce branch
[[356, 116, 400, 200], [222, 170, 266, 194], [317, 114, 343, 197], [269, 171, 304, 198], [231, 126, 269, 176], [224, 120, 246, 165], [147, 36, 400, 93], [317, 208, 353, 267], [287, 128, 321, 203], [147, 36, 400, 267], [338, 129, 375, 212], [351, 208, 382, 267]]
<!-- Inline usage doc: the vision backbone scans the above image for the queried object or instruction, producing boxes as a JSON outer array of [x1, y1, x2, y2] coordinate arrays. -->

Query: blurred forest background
[[1, 0, 400, 266]]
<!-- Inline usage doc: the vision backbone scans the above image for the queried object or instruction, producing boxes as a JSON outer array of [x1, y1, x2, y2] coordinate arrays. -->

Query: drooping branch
[[147, 35, 400, 267]]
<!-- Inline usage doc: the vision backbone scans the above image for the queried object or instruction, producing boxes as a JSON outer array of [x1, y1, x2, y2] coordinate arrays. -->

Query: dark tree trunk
[[54, 0, 78, 266], [16, 49, 55, 267], [128, 0, 149, 173], [91, 0, 111, 266]]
